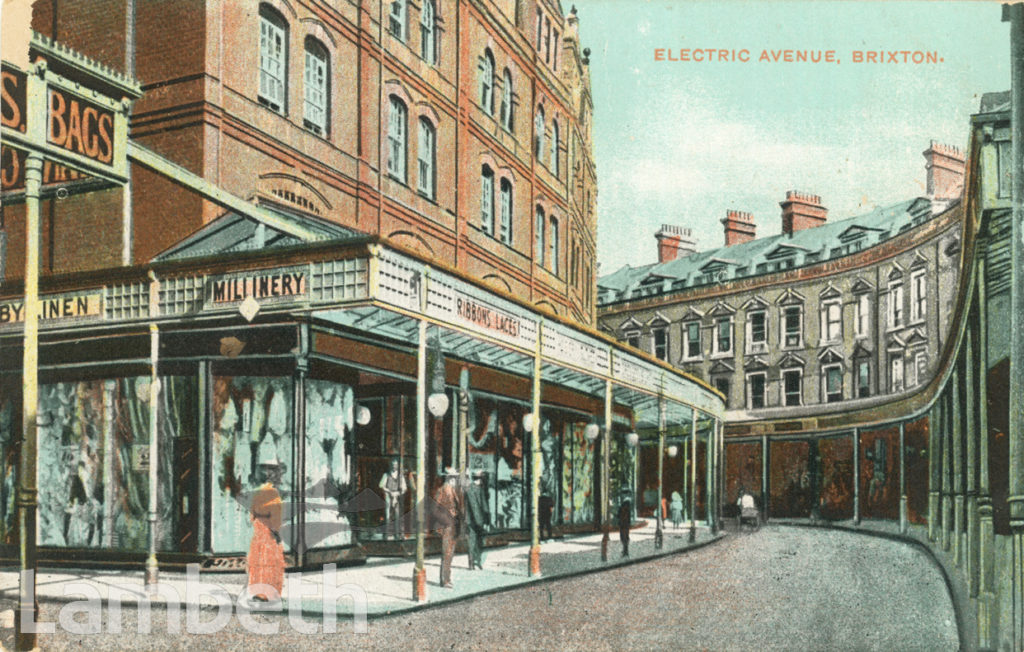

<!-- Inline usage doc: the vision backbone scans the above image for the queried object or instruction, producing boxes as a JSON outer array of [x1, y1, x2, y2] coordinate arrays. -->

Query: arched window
[[548, 215, 559, 275], [417, 118, 436, 199], [480, 50, 495, 114], [500, 68, 514, 132], [499, 178, 513, 244], [481, 166, 495, 235], [258, 5, 288, 113], [389, 0, 407, 41], [387, 96, 407, 182], [534, 106, 545, 162], [535, 206, 545, 267], [420, 0, 436, 64], [550, 119, 559, 175], [303, 37, 329, 135]]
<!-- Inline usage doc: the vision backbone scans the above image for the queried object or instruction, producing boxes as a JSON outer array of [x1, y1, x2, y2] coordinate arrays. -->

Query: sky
[[577, 1, 1011, 276]]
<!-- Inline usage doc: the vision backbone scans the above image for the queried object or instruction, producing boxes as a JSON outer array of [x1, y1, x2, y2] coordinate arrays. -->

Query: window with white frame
[[480, 166, 494, 235], [890, 355, 904, 392], [548, 216, 559, 275], [652, 326, 668, 361], [714, 317, 732, 355], [480, 50, 495, 114], [823, 364, 843, 403], [888, 281, 904, 328], [417, 118, 435, 199], [747, 310, 767, 352], [820, 300, 842, 343], [500, 69, 514, 132], [388, 0, 406, 41], [747, 372, 766, 409], [625, 331, 640, 349], [910, 270, 927, 322], [420, 0, 436, 64], [303, 38, 328, 134], [535, 206, 545, 267], [499, 178, 512, 244], [258, 6, 287, 113], [684, 321, 701, 359], [550, 120, 559, 175], [783, 369, 802, 407], [534, 107, 545, 163], [855, 293, 870, 337], [386, 96, 407, 182], [782, 305, 802, 348], [857, 360, 870, 398]]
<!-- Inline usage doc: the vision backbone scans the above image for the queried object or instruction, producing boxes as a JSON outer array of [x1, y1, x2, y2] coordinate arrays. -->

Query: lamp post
[[689, 410, 698, 543], [656, 398, 666, 549]]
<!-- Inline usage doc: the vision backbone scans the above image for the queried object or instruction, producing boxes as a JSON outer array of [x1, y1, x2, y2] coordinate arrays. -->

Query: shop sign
[[1, 60, 132, 189], [427, 282, 537, 351], [209, 268, 307, 305], [0, 292, 102, 325], [543, 326, 610, 374]]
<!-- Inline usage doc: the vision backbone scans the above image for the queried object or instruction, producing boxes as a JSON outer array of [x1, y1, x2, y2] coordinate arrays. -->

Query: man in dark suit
[[464, 469, 490, 569], [435, 468, 463, 588]]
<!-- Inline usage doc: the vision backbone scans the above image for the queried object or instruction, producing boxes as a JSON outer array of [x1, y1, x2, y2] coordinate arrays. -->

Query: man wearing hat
[[434, 467, 464, 588], [464, 469, 490, 569]]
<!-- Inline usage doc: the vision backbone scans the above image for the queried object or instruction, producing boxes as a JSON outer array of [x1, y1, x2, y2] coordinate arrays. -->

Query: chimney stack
[[655, 224, 698, 263], [780, 191, 827, 235], [923, 141, 965, 203], [721, 210, 756, 247]]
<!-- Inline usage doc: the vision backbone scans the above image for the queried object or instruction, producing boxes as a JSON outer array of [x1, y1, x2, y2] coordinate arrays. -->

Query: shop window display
[[0, 383, 19, 545], [34, 377, 194, 551], [562, 421, 595, 525], [303, 379, 355, 549], [211, 375, 294, 554]]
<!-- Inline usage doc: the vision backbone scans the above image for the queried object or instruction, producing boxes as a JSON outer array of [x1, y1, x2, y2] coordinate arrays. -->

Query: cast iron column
[[601, 379, 612, 561], [413, 318, 428, 601], [688, 410, 697, 543], [655, 398, 665, 549], [1008, 7, 1024, 648], [144, 272, 162, 588], [899, 422, 908, 534], [15, 153, 43, 652], [529, 321, 542, 576]]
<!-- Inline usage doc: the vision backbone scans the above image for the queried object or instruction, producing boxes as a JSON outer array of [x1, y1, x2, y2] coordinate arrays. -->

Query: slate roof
[[598, 196, 942, 306], [153, 205, 365, 262]]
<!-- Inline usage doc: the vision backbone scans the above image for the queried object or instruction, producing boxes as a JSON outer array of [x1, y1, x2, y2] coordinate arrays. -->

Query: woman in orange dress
[[247, 460, 286, 601]]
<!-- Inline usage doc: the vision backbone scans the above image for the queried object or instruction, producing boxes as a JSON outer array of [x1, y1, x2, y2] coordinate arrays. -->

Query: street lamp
[[584, 422, 601, 442], [667, 444, 678, 458], [427, 392, 449, 418], [625, 432, 639, 448], [356, 405, 372, 426]]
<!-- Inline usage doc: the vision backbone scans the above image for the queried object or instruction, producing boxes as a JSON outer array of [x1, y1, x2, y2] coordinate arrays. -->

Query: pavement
[[0, 520, 722, 621]]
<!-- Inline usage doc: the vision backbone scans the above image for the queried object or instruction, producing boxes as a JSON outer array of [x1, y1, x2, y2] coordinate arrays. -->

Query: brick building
[[3, 0, 598, 326]]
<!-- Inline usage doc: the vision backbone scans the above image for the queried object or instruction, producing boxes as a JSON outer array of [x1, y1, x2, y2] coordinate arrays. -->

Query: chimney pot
[[655, 224, 698, 262], [924, 141, 966, 203], [780, 190, 827, 235], [721, 210, 757, 247]]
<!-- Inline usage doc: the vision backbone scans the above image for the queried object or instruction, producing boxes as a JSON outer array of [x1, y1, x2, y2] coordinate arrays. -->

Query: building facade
[[2, 0, 599, 326], [0, 1, 723, 576], [598, 145, 964, 417]]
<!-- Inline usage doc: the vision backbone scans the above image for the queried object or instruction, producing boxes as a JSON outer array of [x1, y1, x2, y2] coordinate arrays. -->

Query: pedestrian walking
[[247, 459, 286, 602], [670, 491, 683, 529], [464, 469, 490, 569], [539, 492, 554, 541], [434, 467, 464, 587], [618, 490, 632, 558]]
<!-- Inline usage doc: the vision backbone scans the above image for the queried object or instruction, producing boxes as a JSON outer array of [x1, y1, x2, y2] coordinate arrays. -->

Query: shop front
[[0, 220, 724, 575]]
